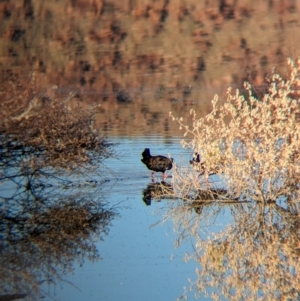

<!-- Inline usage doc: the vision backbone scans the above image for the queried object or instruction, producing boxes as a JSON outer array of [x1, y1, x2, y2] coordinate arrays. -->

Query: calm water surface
[[41, 136, 229, 301], [41, 137, 190, 301]]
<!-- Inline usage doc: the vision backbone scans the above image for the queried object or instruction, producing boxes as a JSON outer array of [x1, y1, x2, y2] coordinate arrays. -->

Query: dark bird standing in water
[[141, 148, 173, 180]]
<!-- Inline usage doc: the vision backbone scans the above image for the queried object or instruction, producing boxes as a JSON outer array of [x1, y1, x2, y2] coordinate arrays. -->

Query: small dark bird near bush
[[141, 148, 173, 180], [190, 152, 206, 174], [190, 152, 220, 176]]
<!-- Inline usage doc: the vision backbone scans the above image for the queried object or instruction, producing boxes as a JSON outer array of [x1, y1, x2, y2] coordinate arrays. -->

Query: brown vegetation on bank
[[0, 0, 300, 136], [1, 0, 298, 88]]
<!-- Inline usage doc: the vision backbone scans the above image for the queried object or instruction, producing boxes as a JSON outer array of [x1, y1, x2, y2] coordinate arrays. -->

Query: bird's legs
[[151, 171, 155, 182], [150, 171, 168, 181]]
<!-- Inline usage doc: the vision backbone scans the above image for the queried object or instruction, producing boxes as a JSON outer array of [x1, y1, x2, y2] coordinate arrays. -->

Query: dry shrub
[[170, 57, 300, 204], [167, 58, 300, 300], [0, 74, 113, 171]]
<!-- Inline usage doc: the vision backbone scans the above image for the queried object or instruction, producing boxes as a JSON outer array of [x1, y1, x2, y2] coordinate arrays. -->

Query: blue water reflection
[[41, 136, 229, 301]]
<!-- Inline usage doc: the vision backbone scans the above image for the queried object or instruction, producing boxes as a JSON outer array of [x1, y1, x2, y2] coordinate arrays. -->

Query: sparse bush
[[0, 74, 114, 173], [170, 57, 300, 204], [168, 58, 300, 300]]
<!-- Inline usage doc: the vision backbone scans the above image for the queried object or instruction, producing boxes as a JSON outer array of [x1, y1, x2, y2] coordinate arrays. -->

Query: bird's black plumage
[[190, 152, 201, 165], [141, 148, 173, 179], [190, 152, 220, 175], [190, 152, 206, 174]]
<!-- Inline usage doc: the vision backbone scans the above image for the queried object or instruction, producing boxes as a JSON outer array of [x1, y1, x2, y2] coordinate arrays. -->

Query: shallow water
[[41, 136, 203, 301], [37, 136, 231, 301]]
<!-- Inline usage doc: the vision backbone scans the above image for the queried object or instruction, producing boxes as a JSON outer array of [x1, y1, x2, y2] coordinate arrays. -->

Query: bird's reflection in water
[[142, 181, 174, 205], [142, 182, 230, 215]]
